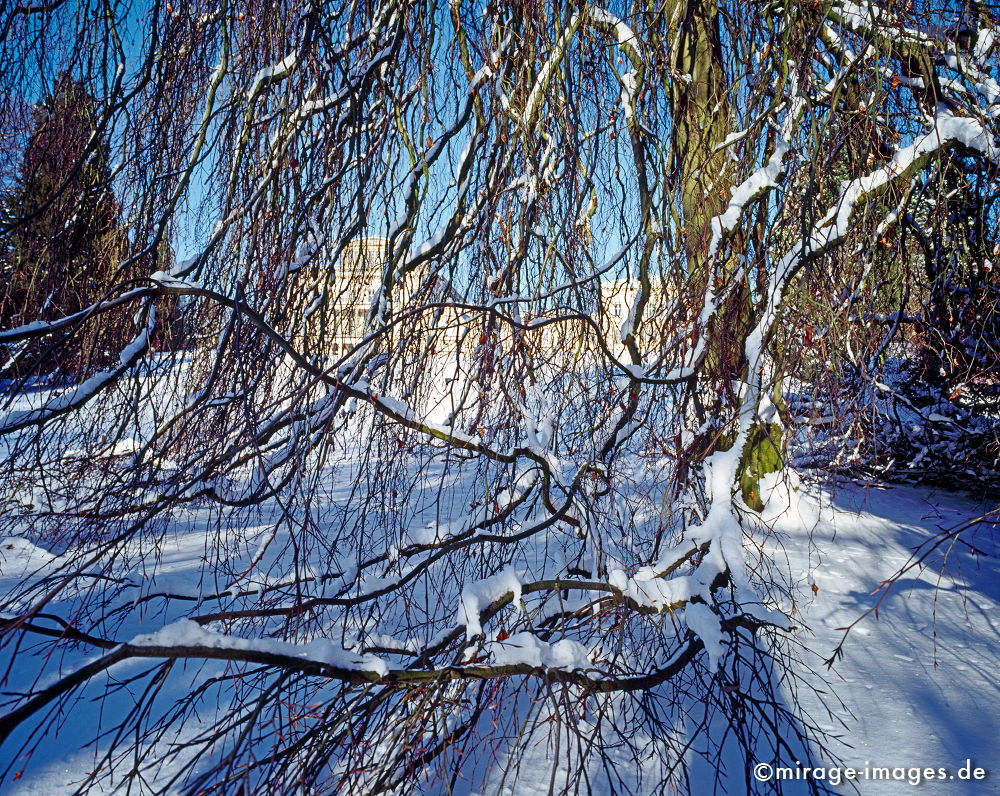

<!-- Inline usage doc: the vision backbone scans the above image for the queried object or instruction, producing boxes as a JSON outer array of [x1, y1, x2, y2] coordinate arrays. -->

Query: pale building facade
[[292, 238, 669, 359]]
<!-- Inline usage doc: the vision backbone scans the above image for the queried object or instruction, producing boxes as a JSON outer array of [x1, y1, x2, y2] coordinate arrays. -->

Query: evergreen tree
[[0, 72, 129, 378]]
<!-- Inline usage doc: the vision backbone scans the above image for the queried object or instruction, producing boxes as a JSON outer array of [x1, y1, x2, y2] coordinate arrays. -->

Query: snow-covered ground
[[759, 474, 1000, 795], [3, 471, 997, 794]]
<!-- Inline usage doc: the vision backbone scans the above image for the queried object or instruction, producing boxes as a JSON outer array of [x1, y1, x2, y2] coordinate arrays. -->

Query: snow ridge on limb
[[0, 287, 155, 345], [458, 567, 523, 639], [130, 618, 389, 675], [0, 575, 787, 751], [0, 308, 155, 435]]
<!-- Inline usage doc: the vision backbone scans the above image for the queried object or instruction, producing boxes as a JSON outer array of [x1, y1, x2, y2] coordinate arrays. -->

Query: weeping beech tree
[[0, 1, 997, 793]]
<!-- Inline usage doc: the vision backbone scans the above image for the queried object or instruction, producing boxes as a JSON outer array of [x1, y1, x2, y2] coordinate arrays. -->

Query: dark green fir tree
[[0, 72, 131, 379]]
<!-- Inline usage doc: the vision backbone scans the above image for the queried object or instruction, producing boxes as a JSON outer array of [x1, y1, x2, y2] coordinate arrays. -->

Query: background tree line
[[1, 72, 184, 381]]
